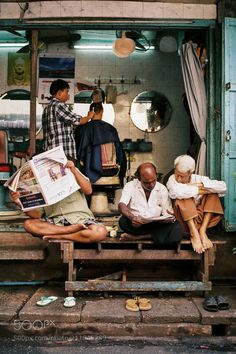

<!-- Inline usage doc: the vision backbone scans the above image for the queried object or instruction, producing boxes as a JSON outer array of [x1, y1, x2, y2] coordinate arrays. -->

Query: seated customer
[[167, 155, 227, 254], [75, 103, 126, 184], [118, 162, 182, 246], [10, 160, 107, 243]]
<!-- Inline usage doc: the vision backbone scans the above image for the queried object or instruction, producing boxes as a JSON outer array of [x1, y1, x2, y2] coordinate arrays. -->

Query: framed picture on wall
[[38, 54, 75, 104], [7, 53, 30, 86]]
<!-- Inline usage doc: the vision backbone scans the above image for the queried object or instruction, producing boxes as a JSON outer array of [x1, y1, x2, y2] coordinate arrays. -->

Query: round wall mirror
[[130, 91, 173, 132], [0, 89, 43, 141]]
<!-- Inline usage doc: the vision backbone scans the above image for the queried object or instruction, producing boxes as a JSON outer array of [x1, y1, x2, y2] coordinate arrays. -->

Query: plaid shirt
[[42, 98, 81, 160]]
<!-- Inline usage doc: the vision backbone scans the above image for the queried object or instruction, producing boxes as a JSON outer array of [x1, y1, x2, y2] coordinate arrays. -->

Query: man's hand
[[65, 160, 75, 171], [9, 191, 21, 207], [131, 215, 144, 228], [198, 187, 211, 195], [88, 111, 95, 119]]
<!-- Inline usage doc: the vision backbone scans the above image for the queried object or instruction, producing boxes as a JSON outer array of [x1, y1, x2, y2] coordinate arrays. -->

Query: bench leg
[[66, 242, 75, 297], [67, 260, 75, 297], [202, 250, 211, 296]]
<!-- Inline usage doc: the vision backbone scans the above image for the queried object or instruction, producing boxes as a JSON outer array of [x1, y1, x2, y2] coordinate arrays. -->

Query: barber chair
[[90, 142, 122, 215], [0, 130, 16, 212]]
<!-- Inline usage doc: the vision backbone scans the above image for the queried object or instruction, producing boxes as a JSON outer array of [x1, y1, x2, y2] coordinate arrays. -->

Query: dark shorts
[[42, 216, 99, 227], [119, 215, 182, 245]]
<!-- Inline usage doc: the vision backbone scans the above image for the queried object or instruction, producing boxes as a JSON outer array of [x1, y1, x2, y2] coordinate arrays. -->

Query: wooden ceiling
[[0, 0, 218, 3]]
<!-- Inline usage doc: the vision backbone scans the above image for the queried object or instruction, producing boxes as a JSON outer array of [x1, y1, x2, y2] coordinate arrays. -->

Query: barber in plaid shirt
[[43, 79, 94, 161]]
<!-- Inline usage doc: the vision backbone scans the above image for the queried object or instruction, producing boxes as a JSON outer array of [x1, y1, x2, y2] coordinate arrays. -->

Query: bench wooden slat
[[66, 280, 212, 292], [71, 249, 201, 261], [52, 238, 226, 247], [0, 249, 46, 260], [98, 237, 227, 245]]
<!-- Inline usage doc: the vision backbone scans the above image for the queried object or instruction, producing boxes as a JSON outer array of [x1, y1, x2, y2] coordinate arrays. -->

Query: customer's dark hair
[[50, 79, 70, 95], [89, 102, 103, 114]]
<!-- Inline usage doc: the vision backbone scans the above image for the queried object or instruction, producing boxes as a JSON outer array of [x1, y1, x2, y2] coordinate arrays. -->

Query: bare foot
[[119, 233, 137, 242], [64, 223, 87, 233], [199, 230, 213, 250], [190, 228, 204, 253], [190, 235, 204, 253], [119, 233, 151, 242], [43, 234, 65, 241]]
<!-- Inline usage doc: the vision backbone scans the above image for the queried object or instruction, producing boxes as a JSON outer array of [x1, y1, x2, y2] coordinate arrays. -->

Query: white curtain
[[180, 41, 207, 175]]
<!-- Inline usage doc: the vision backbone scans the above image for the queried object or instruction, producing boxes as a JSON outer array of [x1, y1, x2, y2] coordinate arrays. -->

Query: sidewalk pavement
[[0, 282, 235, 340]]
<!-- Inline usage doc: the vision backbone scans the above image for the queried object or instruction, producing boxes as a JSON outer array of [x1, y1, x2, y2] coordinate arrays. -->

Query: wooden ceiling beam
[[0, 0, 218, 3]]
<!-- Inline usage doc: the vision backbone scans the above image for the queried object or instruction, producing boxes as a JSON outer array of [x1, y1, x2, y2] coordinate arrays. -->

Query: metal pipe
[[29, 29, 38, 158], [0, 281, 45, 286]]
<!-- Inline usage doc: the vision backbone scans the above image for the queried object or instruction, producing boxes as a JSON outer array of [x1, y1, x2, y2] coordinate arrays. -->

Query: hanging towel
[[106, 84, 117, 104]]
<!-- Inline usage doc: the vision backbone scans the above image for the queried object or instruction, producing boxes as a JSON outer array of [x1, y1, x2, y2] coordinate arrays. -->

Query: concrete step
[[0, 285, 235, 338]]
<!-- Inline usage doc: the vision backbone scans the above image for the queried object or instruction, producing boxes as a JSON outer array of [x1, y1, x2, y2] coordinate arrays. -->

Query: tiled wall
[[50, 41, 190, 178], [0, 41, 190, 179]]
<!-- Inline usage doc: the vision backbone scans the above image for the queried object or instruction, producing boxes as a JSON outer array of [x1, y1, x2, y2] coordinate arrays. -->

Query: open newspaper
[[140, 214, 176, 223], [4, 146, 79, 211]]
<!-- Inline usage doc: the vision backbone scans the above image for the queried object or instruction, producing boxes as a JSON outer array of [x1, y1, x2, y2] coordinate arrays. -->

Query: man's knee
[[24, 219, 34, 233], [23, 219, 42, 238], [91, 225, 108, 242]]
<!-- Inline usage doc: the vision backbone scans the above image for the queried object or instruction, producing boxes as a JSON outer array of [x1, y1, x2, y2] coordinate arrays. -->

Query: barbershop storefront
[[0, 1, 235, 233]]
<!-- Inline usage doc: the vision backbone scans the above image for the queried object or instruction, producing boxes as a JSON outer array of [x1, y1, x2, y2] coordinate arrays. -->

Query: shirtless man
[[167, 155, 226, 253]]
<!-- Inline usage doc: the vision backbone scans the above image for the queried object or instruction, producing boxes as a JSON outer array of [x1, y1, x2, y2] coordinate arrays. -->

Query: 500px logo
[[14, 319, 56, 331]]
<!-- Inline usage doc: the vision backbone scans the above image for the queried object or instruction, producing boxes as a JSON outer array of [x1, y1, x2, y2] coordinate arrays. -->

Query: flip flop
[[64, 297, 76, 308], [138, 298, 152, 311], [202, 296, 218, 312], [125, 299, 139, 312], [36, 296, 58, 307], [215, 295, 230, 310]]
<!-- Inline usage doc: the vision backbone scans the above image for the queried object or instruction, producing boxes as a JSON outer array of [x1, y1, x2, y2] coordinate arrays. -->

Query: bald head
[[136, 162, 157, 192], [138, 162, 156, 177]]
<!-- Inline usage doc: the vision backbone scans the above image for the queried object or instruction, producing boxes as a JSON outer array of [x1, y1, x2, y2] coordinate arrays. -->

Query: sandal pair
[[125, 297, 152, 312], [36, 296, 76, 308], [203, 295, 229, 312]]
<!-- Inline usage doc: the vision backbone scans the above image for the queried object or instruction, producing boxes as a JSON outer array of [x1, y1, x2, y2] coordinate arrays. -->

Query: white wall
[[50, 42, 190, 177]]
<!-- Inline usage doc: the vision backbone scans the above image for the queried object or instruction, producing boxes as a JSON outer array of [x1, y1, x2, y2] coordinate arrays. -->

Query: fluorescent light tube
[[74, 45, 155, 50], [73, 45, 113, 49], [0, 42, 29, 47]]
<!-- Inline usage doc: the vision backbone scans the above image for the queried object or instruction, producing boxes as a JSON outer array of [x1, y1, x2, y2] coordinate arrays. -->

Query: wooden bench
[[53, 237, 226, 297]]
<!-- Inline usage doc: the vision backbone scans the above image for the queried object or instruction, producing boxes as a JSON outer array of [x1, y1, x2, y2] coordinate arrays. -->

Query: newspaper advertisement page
[[5, 161, 46, 210], [4, 146, 79, 211]]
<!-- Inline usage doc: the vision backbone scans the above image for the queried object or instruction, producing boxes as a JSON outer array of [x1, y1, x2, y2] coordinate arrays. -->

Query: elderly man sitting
[[167, 155, 227, 254], [118, 162, 182, 246]]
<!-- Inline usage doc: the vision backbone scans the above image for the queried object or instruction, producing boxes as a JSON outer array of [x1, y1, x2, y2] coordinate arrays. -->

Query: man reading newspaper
[[5, 146, 80, 211], [118, 162, 182, 245], [8, 148, 107, 243]]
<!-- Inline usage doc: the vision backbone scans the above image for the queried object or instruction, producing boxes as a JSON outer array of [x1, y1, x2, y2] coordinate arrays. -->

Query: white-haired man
[[167, 155, 226, 254]]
